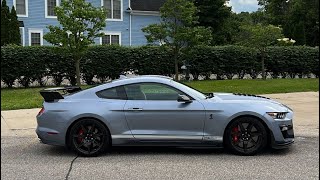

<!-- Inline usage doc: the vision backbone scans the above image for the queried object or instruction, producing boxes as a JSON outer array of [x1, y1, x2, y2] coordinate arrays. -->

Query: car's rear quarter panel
[[38, 98, 132, 146]]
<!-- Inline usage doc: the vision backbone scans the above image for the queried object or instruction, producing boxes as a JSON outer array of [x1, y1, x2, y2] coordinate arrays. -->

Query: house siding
[[131, 14, 160, 46], [7, 0, 161, 46]]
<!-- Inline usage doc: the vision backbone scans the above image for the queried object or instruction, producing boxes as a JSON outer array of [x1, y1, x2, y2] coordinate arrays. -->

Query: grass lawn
[[1, 78, 318, 110]]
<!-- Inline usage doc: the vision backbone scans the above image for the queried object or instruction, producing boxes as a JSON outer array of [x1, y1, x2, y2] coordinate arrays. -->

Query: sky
[[227, 0, 261, 13]]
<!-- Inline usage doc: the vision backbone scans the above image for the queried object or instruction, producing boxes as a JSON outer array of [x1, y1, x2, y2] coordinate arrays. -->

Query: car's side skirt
[[112, 135, 223, 147]]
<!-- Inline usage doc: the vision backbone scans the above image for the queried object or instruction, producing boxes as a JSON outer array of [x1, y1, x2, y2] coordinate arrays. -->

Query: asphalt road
[[1, 134, 319, 180]]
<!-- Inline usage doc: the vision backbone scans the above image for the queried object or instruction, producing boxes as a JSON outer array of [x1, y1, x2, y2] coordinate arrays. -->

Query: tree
[[142, 0, 212, 80], [285, 0, 319, 46], [214, 11, 270, 45], [194, 0, 231, 45], [44, 0, 107, 86], [236, 24, 284, 80], [1, 0, 10, 46], [259, 0, 319, 46], [9, 6, 21, 45], [250, 10, 270, 25], [258, 0, 289, 26]]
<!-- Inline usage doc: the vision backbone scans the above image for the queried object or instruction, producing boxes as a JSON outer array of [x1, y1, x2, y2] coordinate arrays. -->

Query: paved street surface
[[1, 136, 319, 180], [1, 92, 319, 180]]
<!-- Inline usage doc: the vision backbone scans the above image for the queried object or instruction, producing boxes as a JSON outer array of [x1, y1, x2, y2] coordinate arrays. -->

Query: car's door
[[123, 82, 206, 142]]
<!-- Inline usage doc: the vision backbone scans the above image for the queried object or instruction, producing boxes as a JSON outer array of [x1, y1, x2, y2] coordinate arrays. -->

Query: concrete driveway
[[1, 92, 319, 179]]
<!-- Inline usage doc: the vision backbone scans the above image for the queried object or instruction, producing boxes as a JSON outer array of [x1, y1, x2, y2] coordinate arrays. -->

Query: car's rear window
[[96, 86, 127, 100]]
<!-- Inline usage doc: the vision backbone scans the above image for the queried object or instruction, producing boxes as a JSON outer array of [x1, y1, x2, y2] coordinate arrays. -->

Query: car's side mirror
[[177, 95, 192, 103]]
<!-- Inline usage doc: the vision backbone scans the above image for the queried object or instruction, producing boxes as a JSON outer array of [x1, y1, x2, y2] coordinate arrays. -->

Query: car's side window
[[124, 83, 186, 101], [96, 86, 127, 100]]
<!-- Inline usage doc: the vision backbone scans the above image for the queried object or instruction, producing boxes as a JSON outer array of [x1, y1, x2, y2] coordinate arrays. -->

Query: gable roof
[[130, 0, 166, 11]]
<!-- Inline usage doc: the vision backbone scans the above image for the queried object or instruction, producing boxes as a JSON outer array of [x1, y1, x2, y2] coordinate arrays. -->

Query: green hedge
[[1, 45, 318, 87], [265, 46, 319, 78], [184, 46, 260, 80]]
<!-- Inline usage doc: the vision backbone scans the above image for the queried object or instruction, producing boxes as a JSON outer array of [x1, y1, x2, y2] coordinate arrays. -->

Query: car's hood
[[210, 93, 291, 112], [213, 93, 273, 102]]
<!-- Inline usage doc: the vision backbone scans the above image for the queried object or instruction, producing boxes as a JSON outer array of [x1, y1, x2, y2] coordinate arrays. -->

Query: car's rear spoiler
[[40, 86, 82, 102]]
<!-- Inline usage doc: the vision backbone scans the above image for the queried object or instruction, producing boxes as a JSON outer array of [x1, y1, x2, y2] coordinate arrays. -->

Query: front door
[[123, 83, 206, 142]]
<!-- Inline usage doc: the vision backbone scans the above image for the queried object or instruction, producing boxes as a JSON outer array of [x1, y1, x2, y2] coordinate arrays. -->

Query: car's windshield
[[172, 81, 207, 100]]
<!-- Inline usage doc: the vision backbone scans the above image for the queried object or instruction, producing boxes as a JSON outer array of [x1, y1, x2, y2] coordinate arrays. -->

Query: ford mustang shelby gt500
[[36, 75, 294, 156]]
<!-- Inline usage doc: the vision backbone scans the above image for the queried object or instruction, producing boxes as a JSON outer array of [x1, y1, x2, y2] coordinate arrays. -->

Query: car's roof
[[83, 75, 174, 94], [66, 75, 207, 100], [109, 75, 173, 85], [117, 75, 173, 81]]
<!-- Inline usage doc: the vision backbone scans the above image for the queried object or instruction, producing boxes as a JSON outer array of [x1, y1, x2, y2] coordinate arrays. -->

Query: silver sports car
[[36, 75, 294, 156]]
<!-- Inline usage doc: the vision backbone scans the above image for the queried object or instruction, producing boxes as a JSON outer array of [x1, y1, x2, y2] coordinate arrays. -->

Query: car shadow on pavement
[[32, 139, 294, 157], [106, 146, 293, 156], [36, 144, 294, 157], [110, 146, 226, 155], [36, 145, 75, 157]]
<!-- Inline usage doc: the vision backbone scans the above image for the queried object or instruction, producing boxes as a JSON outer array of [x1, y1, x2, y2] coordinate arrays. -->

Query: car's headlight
[[267, 112, 287, 119]]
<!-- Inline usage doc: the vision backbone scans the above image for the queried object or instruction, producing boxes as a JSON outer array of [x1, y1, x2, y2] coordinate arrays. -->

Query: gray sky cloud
[[227, 0, 261, 13]]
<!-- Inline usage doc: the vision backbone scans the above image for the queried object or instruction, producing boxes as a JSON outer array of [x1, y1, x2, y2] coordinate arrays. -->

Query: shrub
[[265, 46, 319, 78], [1, 45, 318, 88], [184, 46, 259, 80]]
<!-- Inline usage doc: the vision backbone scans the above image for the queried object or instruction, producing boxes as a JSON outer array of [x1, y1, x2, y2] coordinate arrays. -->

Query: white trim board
[[19, 27, 25, 46]]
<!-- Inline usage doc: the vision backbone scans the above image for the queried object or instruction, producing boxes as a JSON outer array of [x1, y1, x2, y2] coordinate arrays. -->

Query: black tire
[[224, 117, 268, 155], [68, 119, 110, 157]]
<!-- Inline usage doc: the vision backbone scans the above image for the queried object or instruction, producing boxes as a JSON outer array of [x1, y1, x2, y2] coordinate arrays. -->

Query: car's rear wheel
[[224, 117, 268, 155], [68, 119, 110, 157]]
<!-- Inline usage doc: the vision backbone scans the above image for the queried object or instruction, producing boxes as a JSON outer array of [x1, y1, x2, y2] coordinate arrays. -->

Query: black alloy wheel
[[69, 119, 110, 156], [225, 117, 268, 155]]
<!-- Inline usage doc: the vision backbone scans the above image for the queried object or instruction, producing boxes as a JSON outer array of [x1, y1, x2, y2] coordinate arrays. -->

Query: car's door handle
[[128, 108, 143, 111]]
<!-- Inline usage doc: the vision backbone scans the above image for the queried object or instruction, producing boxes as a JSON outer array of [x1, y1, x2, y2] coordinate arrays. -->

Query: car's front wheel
[[224, 117, 268, 155], [68, 119, 110, 157]]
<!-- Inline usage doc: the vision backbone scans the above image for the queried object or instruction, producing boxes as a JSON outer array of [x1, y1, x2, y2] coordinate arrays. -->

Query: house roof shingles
[[131, 0, 166, 11]]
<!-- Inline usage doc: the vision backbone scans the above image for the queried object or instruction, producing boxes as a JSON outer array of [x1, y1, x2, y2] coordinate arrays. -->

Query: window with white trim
[[29, 29, 43, 46], [14, 0, 28, 16], [101, 33, 121, 45], [45, 0, 58, 18], [102, 0, 122, 20]]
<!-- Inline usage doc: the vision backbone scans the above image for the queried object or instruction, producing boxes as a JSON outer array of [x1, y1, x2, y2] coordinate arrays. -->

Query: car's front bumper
[[264, 112, 295, 149], [270, 123, 295, 149], [271, 138, 295, 149]]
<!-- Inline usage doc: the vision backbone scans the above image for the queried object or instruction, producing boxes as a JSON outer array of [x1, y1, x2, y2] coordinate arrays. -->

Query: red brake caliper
[[78, 129, 84, 143], [232, 126, 239, 142]]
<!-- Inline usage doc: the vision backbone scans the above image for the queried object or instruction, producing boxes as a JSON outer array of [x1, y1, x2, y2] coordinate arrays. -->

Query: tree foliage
[[1, 0, 10, 46], [44, 0, 107, 85], [1, 1, 21, 46], [9, 6, 21, 45], [236, 24, 284, 79], [259, 0, 289, 25], [194, 0, 232, 45], [142, 0, 212, 80], [259, 0, 319, 46], [236, 24, 284, 50]]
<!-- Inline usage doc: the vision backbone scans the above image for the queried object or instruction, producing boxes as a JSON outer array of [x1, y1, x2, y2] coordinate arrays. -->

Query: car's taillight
[[37, 107, 45, 116]]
